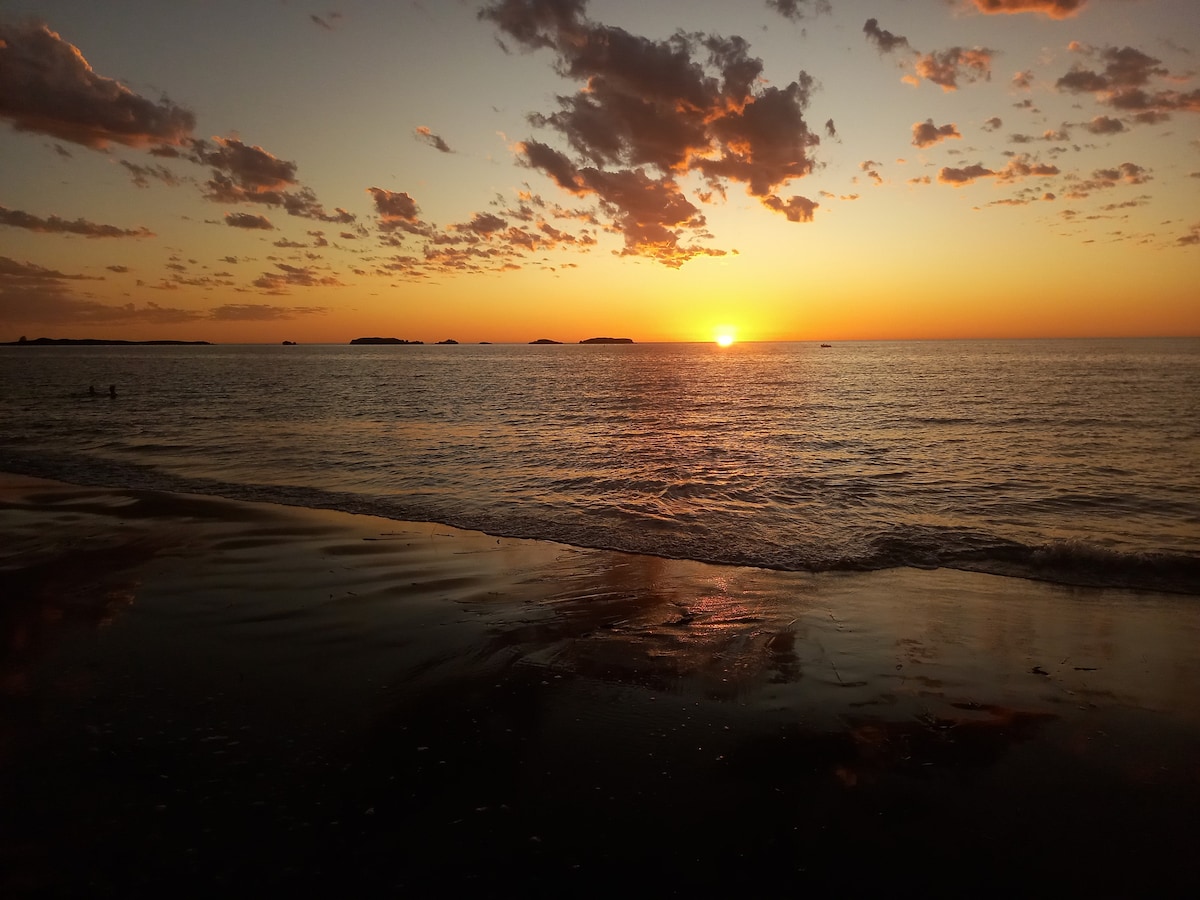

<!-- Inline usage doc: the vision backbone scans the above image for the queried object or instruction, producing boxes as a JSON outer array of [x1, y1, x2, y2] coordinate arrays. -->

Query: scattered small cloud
[[225, 212, 274, 230], [415, 126, 454, 153], [863, 18, 910, 54], [913, 119, 962, 148]]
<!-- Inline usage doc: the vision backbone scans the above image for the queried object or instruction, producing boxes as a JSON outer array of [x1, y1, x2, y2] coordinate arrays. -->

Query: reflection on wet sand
[[1, 474, 1198, 895]]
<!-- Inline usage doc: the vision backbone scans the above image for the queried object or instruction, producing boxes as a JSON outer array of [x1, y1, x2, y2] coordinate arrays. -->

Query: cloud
[[192, 136, 298, 196], [120, 160, 185, 189], [478, 0, 819, 264], [0, 260, 202, 325], [0, 20, 194, 149], [225, 212, 274, 230], [0, 256, 102, 282], [209, 303, 328, 320], [859, 159, 883, 185], [415, 126, 454, 153], [983, 117, 1003, 131], [915, 47, 994, 91], [862, 19, 910, 54], [1061, 161, 1152, 198], [762, 194, 818, 222], [0, 204, 154, 238], [1085, 115, 1126, 134], [186, 136, 354, 222], [251, 263, 343, 293], [913, 119, 962, 148], [1012, 70, 1033, 90], [366, 187, 429, 237], [1052, 44, 1200, 118], [766, 1, 831, 21], [310, 12, 343, 32], [969, 0, 1089, 17], [938, 164, 996, 185]]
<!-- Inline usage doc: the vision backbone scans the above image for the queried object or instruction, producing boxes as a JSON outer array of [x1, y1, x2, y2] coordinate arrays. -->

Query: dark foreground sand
[[2, 473, 1198, 896]]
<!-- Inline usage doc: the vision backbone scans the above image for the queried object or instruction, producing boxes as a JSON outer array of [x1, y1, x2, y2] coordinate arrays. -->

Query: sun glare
[[715, 332, 735, 347]]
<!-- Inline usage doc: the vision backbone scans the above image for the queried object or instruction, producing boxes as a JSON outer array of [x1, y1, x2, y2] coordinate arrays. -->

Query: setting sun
[[715, 330, 736, 347]]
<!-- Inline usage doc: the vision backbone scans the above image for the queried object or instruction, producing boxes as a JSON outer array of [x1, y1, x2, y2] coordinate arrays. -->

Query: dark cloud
[[120, 160, 185, 189], [913, 119, 962, 148], [1085, 115, 1126, 135], [983, 117, 1003, 131], [187, 136, 353, 222], [415, 126, 454, 153], [1062, 162, 1152, 198], [251, 263, 343, 294], [1052, 45, 1200, 119], [0, 256, 102, 282], [995, 155, 1060, 181], [862, 19, 910, 54], [824, 118, 837, 139], [0, 204, 154, 238], [762, 194, 818, 222], [0, 258, 201, 325], [0, 20, 195, 149], [366, 188, 428, 237], [225, 212, 274, 230], [310, 12, 343, 32], [191, 136, 296, 191], [915, 47, 994, 91], [938, 164, 996, 185], [766, 1, 830, 21], [970, 0, 1089, 17], [478, 0, 819, 264]]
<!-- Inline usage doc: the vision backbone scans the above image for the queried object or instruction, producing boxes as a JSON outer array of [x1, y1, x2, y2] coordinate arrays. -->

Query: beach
[[2, 471, 1198, 895]]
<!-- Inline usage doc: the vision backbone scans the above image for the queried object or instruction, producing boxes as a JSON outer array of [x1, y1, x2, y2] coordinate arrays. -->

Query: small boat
[[820, 343, 832, 348]]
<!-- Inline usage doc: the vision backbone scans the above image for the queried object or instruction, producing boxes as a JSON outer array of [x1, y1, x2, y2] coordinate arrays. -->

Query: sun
[[715, 332, 735, 347]]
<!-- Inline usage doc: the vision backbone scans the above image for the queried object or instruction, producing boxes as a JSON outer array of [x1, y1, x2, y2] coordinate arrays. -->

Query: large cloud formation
[[477, 0, 820, 265], [1056, 45, 1199, 119], [0, 20, 194, 148]]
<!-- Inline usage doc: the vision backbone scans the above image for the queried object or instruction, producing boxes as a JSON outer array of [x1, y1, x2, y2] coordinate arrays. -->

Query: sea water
[[2, 339, 1198, 593]]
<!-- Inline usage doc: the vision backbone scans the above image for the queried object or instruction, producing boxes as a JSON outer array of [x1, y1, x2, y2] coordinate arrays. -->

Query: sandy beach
[[1, 472, 1198, 895]]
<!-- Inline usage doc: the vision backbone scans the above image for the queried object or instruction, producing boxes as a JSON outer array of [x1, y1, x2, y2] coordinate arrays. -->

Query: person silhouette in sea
[[108, 384, 117, 399], [89, 385, 97, 397]]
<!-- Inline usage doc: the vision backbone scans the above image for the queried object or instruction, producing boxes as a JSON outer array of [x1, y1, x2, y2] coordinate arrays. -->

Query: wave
[[3, 450, 1197, 597]]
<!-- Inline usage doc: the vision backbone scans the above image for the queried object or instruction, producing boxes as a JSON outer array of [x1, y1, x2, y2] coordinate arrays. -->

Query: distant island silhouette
[[4, 337, 211, 346], [436, 339, 459, 345], [580, 337, 634, 344], [529, 338, 563, 344], [350, 337, 424, 345]]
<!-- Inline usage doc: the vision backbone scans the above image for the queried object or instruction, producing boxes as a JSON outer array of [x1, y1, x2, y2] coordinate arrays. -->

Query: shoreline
[[2, 472, 1198, 893]]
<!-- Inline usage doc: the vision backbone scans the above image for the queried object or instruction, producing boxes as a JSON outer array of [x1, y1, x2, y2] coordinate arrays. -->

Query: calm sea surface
[[2, 339, 1198, 593]]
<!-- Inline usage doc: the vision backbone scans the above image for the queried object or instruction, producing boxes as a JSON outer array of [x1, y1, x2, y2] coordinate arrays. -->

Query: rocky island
[[579, 337, 634, 344], [349, 337, 424, 345], [4, 337, 211, 346], [529, 338, 563, 344]]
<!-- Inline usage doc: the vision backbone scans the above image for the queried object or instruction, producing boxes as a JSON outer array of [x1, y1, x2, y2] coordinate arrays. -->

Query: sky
[[1, 0, 1198, 344]]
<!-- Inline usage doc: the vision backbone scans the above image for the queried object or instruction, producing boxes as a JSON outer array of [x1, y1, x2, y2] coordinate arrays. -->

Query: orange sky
[[2, 0, 1198, 343]]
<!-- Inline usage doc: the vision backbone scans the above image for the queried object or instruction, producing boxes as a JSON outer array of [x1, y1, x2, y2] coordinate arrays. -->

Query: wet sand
[[2, 472, 1198, 895]]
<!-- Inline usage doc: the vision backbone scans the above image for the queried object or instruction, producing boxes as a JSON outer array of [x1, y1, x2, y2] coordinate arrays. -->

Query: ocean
[[2, 338, 1198, 594]]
